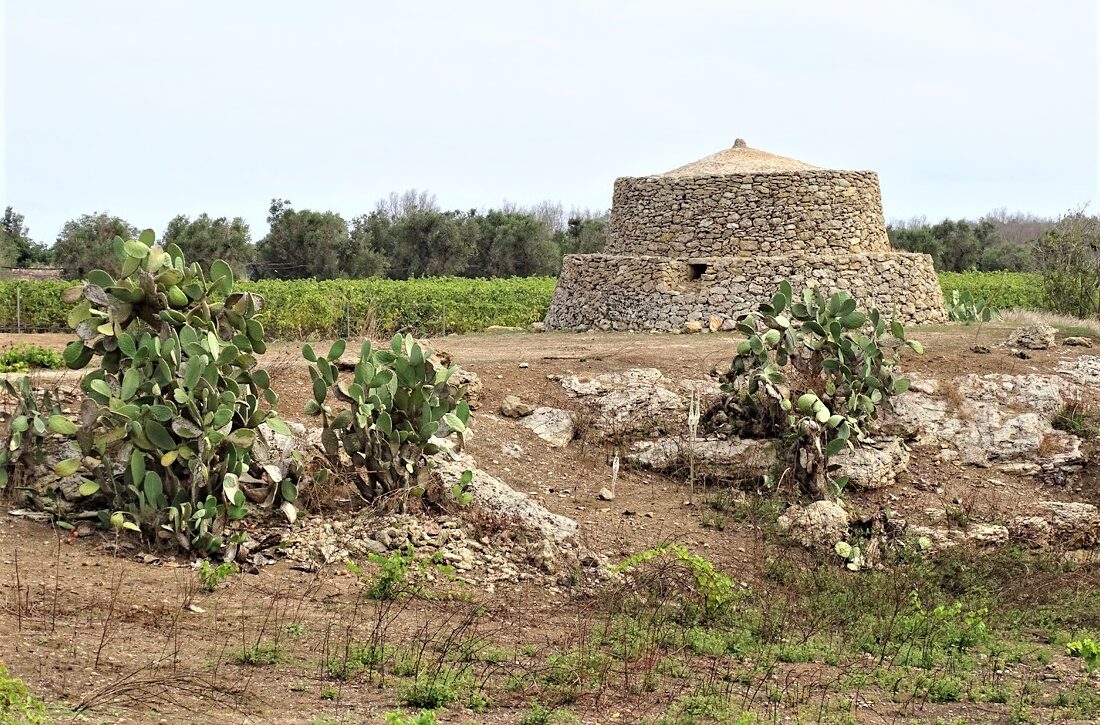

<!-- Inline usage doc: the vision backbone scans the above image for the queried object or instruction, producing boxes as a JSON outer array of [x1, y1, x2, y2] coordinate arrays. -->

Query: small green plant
[[399, 670, 461, 709], [0, 344, 64, 373], [284, 623, 305, 636], [303, 334, 470, 502], [614, 544, 743, 620], [519, 704, 579, 725], [234, 643, 285, 667], [0, 664, 48, 724], [1066, 638, 1100, 672], [710, 280, 921, 496], [320, 686, 339, 701], [834, 541, 864, 571], [197, 560, 238, 592], [945, 288, 1000, 326], [347, 547, 443, 601], [384, 711, 437, 725]]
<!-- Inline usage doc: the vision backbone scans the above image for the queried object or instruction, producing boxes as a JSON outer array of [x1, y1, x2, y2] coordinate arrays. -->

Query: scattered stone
[[520, 407, 575, 447], [519, 362, 529, 369], [1063, 336, 1094, 348], [485, 325, 522, 333], [683, 321, 704, 334], [501, 442, 525, 459], [597, 487, 615, 501], [1005, 324, 1056, 350], [451, 368, 484, 410], [528, 322, 546, 333], [500, 395, 535, 418], [707, 315, 723, 332]]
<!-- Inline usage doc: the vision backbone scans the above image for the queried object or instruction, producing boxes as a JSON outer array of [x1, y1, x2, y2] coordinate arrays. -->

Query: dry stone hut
[[545, 139, 946, 331]]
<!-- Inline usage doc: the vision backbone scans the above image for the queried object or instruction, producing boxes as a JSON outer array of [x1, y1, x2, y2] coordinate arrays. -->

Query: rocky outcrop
[[832, 437, 910, 490], [1005, 324, 1057, 350], [890, 373, 1086, 473]]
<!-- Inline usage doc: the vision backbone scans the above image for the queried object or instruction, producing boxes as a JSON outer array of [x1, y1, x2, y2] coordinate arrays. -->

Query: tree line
[[886, 209, 1061, 272], [0, 191, 609, 281]]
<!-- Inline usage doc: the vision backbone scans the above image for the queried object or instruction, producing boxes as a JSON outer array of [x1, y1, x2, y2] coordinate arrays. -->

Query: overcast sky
[[2, 0, 1098, 243]]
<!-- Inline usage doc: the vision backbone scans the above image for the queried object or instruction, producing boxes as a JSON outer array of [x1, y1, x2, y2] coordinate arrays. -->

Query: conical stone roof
[[659, 138, 820, 177]]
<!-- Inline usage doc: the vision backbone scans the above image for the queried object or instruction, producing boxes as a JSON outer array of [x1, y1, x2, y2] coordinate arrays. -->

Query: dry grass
[[1000, 309, 1100, 337]]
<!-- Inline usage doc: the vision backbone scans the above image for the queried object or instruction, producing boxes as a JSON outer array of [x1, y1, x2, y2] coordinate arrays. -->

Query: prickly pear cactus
[[61, 229, 295, 552], [710, 280, 922, 497], [304, 333, 469, 501]]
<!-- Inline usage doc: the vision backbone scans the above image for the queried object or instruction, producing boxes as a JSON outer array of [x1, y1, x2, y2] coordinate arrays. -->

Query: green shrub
[[1066, 638, 1100, 673], [0, 344, 64, 373], [56, 230, 296, 553], [1035, 213, 1100, 320], [197, 560, 238, 592]]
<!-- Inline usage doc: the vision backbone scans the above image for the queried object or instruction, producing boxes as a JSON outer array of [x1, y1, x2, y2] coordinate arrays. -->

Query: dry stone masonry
[[546, 139, 946, 330]]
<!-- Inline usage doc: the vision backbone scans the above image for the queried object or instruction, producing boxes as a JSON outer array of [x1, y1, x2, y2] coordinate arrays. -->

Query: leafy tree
[[346, 213, 394, 278], [0, 207, 51, 268], [255, 199, 354, 280], [384, 209, 474, 279], [465, 210, 560, 277], [889, 217, 1033, 272], [556, 213, 609, 256], [1035, 211, 1100, 320], [162, 213, 254, 278], [52, 212, 138, 279]]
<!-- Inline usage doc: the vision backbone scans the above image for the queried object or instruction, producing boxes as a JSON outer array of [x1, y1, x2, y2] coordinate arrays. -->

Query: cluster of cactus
[[304, 333, 470, 502], [710, 280, 922, 496], [56, 230, 294, 552], [0, 377, 77, 491]]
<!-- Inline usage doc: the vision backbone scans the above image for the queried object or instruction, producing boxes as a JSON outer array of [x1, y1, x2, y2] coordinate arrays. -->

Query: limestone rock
[[452, 368, 483, 410], [521, 407, 575, 447], [528, 322, 546, 333], [683, 321, 704, 334], [500, 395, 535, 418], [1062, 336, 1093, 347], [435, 452, 579, 545], [889, 372, 1086, 471], [833, 437, 910, 489], [966, 524, 1009, 546], [627, 437, 776, 481], [1005, 324, 1056, 350], [777, 500, 850, 550], [485, 325, 522, 333], [559, 368, 695, 431], [597, 487, 615, 501], [707, 315, 723, 332]]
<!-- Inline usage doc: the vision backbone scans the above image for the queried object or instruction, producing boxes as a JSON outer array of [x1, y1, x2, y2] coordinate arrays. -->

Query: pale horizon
[[3, 0, 1098, 245]]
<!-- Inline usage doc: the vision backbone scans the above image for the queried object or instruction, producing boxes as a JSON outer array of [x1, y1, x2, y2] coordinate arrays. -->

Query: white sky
[[2, 0, 1098, 243]]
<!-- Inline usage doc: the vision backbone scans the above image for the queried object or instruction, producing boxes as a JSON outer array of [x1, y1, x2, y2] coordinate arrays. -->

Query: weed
[[0, 344, 64, 373], [0, 664, 48, 724], [384, 711, 437, 725], [399, 670, 461, 709], [320, 686, 339, 701], [1065, 638, 1100, 672], [519, 703, 580, 725], [197, 560, 238, 592], [1052, 398, 1098, 439], [234, 643, 285, 667]]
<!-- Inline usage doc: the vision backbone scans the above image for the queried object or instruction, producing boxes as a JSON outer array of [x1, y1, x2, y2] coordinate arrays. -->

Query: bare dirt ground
[[1, 322, 1098, 724]]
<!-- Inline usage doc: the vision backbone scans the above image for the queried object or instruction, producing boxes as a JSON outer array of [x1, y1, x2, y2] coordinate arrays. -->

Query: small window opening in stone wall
[[688, 263, 709, 280]]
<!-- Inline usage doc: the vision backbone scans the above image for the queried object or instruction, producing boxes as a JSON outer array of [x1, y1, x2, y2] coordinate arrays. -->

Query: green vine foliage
[[304, 333, 470, 502], [59, 229, 294, 553], [708, 280, 922, 496], [614, 544, 743, 621]]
